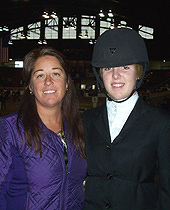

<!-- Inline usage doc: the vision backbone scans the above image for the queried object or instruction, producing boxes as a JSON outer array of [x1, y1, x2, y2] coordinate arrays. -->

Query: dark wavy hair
[[17, 46, 85, 158]]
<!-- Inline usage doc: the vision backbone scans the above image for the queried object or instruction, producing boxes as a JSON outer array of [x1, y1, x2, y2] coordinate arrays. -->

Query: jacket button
[[106, 203, 111, 209], [106, 145, 111, 149], [107, 174, 112, 179]]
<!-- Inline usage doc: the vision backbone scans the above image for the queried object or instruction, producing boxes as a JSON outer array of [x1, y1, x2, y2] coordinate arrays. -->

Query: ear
[[136, 73, 142, 81], [99, 68, 103, 80], [66, 82, 68, 90], [29, 84, 33, 92], [135, 64, 143, 80]]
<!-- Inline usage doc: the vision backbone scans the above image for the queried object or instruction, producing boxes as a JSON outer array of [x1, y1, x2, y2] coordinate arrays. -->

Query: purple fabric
[[0, 112, 87, 210]]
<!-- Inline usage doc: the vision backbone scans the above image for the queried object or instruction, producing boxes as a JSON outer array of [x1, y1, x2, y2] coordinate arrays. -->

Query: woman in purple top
[[0, 47, 87, 210]]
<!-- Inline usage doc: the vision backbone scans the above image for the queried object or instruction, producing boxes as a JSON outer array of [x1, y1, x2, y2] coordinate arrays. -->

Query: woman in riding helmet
[[82, 27, 170, 210]]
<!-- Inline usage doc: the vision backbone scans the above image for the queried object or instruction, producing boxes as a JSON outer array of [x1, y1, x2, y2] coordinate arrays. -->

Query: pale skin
[[29, 55, 68, 133], [101, 64, 138, 101]]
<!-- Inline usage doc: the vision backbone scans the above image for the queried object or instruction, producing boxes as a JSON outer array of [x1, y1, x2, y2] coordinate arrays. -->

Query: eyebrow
[[33, 67, 63, 75]]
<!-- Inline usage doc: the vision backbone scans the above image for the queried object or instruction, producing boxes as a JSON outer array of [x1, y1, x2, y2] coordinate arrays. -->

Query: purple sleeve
[[0, 118, 27, 210]]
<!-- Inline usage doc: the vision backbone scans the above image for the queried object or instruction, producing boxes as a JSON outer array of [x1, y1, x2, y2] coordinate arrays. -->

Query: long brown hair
[[17, 46, 85, 158]]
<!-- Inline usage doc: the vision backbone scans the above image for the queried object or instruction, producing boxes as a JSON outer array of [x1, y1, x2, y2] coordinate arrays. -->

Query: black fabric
[[82, 98, 170, 210], [92, 28, 149, 69]]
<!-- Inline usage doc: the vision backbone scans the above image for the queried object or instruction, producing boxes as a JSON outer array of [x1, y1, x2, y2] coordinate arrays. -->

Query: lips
[[111, 83, 124, 88], [43, 90, 56, 94]]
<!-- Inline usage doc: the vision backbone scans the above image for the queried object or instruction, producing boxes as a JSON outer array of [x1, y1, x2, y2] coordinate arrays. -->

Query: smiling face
[[101, 64, 137, 101], [29, 55, 68, 111]]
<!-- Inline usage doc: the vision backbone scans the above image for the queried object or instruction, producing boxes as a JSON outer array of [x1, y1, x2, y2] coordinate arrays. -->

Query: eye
[[53, 72, 60, 76], [36, 73, 44, 79], [104, 67, 112, 71], [121, 66, 130, 70]]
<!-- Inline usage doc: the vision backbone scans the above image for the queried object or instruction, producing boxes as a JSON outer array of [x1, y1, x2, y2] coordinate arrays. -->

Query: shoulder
[[0, 112, 20, 143], [81, 103, 105, 121], [137, 98, 170, 124], [0, 112, 18, 127], [81, 103, 106, 132]]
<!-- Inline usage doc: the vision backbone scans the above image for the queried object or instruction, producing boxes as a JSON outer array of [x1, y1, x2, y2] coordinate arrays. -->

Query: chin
[[112, 95, 125, 100]]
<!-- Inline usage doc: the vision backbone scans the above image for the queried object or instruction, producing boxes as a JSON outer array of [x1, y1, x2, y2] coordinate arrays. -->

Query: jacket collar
[[112, 97, 148, 144], [92, 97, 148, 144]]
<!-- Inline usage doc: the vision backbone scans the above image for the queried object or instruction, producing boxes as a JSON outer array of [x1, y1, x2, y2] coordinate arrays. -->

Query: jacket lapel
[[93, 103, 112, 143], [91, 98, 148, 145], [112, 97, 148, 144]]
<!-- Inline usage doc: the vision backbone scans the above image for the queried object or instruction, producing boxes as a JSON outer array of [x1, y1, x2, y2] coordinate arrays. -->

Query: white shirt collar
[[106, 92, 139, 112], [106, 92, 139, 142]]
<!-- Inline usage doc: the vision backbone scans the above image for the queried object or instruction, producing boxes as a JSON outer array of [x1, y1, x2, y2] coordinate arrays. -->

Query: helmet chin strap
[[103, 87, 137, 103]]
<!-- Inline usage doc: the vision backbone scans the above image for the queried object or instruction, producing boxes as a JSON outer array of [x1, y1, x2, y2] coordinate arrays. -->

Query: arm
[[0, 118, 14, 209], [0, 117, 27, 210]]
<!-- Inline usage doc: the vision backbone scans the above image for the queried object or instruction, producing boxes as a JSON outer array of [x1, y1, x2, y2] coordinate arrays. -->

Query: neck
[[38, 106, 62, 133], [107, 89, 137, 103]]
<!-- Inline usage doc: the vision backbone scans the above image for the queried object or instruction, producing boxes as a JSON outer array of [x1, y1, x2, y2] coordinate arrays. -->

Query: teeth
[[112, 84, 123, 87], [43, 90, 56, 93]]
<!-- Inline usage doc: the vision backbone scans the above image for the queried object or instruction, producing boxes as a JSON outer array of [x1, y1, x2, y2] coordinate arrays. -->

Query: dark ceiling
[[0, 0, 170, 61]]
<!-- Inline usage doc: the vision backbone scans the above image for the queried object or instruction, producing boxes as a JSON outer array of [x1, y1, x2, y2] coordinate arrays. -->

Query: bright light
[[43, 40, 47, 44], [89, 39, 93, 44], [38, 40, 42, 44], [8, 40, 13, 45], [51, 12, 57, 18], [42, 12, 50, 19], [99, 10, 105, 17], [108, 10, 114, 17], [92, 85, 95, 90], [81, 84, 86, 90], [15, 61, 23, 68], [3, 26, 9, 31]]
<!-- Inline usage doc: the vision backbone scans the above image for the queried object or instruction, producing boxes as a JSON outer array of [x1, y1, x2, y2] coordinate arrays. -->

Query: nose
[[112, 67, 120, 79], [44, 75, 53, 86]]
